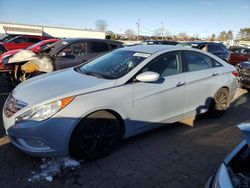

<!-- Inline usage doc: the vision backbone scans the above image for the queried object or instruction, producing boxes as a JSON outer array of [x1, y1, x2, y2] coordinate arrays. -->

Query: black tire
[[208, 88, 229, 118], [69, 111, 121, 160]]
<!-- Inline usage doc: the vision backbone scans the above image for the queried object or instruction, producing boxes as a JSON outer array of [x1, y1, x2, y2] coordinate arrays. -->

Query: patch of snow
[[28, 157, 81, 182]]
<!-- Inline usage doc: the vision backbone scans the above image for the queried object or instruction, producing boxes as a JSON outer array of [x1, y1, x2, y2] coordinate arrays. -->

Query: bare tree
[[210, 33, 216, 42], [124, 29, 135, 39], [219, 31, 227, 41], [95, 19, 108, 32], [226, 30, 233, 40]]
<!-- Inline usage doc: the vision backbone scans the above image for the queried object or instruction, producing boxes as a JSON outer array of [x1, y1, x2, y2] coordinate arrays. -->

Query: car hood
[[0, 49, 21, 59], [238, 61, 250, 69], [8, 50, 38, 64], [238, 122, 250, 149], [12, 68, 117, 106]]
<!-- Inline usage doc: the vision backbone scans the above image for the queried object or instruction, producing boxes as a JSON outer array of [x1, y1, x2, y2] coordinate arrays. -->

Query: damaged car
[[205, 122, 250, 188], [236, 61, 250, 92], [0, 38, 60, 82], [3, 45, 237, 160], [3, 38, 123, 82]]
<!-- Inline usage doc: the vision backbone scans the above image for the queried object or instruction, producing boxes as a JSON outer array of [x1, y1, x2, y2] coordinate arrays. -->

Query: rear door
[[132, 51, 188, 130], [4, 36, 29, 50], [53, 42, 88, 70], [182, 51, 224, 115]]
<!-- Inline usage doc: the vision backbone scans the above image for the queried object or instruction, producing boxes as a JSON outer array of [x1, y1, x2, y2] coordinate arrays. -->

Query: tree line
[[93, 19, 250, 41]]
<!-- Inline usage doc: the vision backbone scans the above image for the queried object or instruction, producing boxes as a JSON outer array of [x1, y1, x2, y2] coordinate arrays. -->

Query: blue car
[[205, 122, 250, 188]]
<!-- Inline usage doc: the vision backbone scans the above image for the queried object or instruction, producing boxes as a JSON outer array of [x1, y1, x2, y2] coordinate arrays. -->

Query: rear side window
[[109, 43, 120, 50], [208, 44, 225, 53], [27, 37, 41, 43], [141, 51, 182, 77], [90, 42, 109, 53], [12, 37, 27, 43], [184, 51, 213, 71]]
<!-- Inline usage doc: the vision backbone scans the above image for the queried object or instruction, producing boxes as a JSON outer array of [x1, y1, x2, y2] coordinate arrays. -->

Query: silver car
[[3, 45, 238, 159]]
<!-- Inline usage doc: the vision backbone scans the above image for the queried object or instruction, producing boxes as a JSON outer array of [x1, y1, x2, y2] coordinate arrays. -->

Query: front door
[[54, 42, 88, 70], [132, 51, 187, 130]]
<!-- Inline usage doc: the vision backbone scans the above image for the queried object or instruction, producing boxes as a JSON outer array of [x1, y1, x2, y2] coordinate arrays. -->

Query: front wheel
[[207, 88, 229, 118], [69, 111, 121, 160]]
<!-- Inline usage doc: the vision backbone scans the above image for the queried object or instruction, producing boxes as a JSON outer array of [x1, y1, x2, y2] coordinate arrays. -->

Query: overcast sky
[[0, 0, 249, 37]]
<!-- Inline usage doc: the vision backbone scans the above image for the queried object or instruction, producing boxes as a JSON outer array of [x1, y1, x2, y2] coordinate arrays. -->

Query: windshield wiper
[[82, 71, 105, 79]]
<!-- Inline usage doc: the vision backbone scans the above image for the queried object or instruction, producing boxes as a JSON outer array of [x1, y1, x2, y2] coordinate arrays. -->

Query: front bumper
[[3, 112, 78, 157]]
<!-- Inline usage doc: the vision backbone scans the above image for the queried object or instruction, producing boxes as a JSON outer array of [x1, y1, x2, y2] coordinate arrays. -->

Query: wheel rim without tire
[[215, 91, 228, 110]]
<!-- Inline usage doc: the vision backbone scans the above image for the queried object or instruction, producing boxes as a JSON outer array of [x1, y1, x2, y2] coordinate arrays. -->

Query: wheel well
[[74, 110, 125, 138], [214, 86, 230, 107]]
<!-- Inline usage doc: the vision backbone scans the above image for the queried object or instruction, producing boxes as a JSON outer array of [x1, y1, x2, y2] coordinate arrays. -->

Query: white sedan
[[3, 45, 238, 159]]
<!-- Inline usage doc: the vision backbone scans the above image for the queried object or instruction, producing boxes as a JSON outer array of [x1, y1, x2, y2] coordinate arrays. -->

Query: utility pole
[[136, 18, 140, 41]]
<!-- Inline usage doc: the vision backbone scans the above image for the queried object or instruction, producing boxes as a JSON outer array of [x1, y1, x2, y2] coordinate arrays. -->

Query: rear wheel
[[69, 111, 121, 160], [208, 88, 229, 118]]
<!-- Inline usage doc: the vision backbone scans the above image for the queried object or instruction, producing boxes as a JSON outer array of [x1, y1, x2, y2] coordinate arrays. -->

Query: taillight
[[232, 70, 239, 77]]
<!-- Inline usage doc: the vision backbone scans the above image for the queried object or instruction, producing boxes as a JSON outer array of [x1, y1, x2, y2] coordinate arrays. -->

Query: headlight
[[16, 96, 75, 122]]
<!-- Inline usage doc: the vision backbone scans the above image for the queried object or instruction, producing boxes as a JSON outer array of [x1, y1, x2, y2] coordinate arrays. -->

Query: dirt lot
[[0, 74, 249, 188]]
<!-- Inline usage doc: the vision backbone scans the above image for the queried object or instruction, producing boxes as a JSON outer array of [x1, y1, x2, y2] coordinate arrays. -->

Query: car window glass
[[184, 51, 213, 71], [142, 51, 182, 77], [13, 37, 27, 43], [109, 43, 119, 50], [61, 42, 87, 56], [208, 44, 224, 52], [90, 42, 109, 53], [27, 37, 41, 43]]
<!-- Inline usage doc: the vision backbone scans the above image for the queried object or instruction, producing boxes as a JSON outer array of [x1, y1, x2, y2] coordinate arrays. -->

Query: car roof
[[63, 38, 123, 45], [182, 41, 223, 45], [119, 45, 177, 54]]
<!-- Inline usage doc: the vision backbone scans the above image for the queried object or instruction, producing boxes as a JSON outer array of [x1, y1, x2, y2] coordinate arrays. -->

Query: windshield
[[78, 50, 150, 79], [0, 35, 16, 42]]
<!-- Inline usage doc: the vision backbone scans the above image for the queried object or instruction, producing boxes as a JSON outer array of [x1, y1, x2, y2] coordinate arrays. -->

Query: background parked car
[[229, 46, 250, 65], [0, 38, 60, 70], [205, 122, 250, 188], [2, 38, 124, 82], [141, 40, 179, 45], [3, 45, 237, 160], [49, 38, 124, 70], [0, 35, 51, 55], [236, 61, 250, 92], [178, 42, 230, 62]]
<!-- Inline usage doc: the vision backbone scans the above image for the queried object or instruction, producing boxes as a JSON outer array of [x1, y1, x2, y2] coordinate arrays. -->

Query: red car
[[0, 38, 60, 72], [0, 35, 51, 55], [229, 46, 250, 65]]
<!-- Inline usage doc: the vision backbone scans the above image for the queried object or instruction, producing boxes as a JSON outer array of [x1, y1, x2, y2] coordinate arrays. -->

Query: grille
[[4, 94, 27, 118]]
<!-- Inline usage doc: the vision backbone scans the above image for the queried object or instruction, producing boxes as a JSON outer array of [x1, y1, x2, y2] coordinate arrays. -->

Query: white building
[[0, 22, 106, 39]]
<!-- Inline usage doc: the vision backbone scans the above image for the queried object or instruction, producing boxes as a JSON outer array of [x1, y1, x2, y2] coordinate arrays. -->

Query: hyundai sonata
[[3, 45, 238, 159]]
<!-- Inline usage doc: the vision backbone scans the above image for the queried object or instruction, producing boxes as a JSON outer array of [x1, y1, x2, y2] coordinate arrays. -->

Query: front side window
[[208, 44, 224, 53], [90, 42, 109, 53], [27, 37, 41, 43], [61, 42, 87, 56], [12, 37, 27, 43], [141, 51, 182, 77], [184, 51, 213, 71], [78, 50, 149, 79]]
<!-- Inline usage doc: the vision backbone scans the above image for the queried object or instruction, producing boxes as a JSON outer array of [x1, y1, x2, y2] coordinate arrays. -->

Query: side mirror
[[57, 52, 66, 57], [136, 71, 160, 83], [57, 52, 75, 59]]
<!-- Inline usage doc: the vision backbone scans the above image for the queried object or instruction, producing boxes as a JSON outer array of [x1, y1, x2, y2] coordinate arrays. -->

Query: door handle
[[212, 73, 219, 76], [176, 81, 186, 87]]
